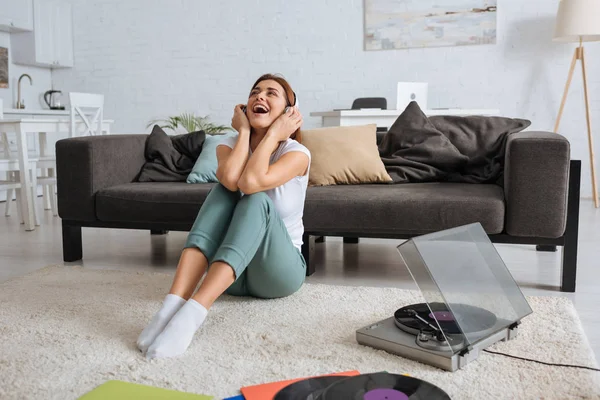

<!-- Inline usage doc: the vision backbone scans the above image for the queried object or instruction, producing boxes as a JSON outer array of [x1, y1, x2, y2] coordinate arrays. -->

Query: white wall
[[51, 0, 600, 198], [0, 32, 52, 110]]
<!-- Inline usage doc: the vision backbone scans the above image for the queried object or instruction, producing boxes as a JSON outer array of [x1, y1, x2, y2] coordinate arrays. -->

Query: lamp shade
[[554, 0, 600, 42]]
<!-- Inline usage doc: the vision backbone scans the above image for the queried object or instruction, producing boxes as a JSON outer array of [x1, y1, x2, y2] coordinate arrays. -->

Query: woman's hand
[[267, 106, 303, 142], [231, 104, 251, 134]]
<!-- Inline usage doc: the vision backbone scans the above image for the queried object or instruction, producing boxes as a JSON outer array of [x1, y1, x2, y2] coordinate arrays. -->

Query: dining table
[[0, 118, 113, 231]]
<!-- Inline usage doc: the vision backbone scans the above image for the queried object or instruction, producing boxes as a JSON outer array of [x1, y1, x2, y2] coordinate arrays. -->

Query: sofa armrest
[[56, 134, 147, 222], [504, 131, 570, 238]]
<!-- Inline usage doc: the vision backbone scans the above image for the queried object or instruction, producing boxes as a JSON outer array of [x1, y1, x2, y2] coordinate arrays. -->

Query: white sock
[[145, 299, 208, 359], [136, 293, 186, 354]]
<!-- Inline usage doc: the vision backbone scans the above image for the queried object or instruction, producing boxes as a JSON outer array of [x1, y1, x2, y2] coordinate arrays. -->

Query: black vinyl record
[[320, 372, 451, 400], [274, 375, 352, 400], [394, 302, 497, 335]]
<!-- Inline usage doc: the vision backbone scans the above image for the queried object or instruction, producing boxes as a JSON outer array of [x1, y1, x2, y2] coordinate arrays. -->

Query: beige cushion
[[301, 124, 393, 186]]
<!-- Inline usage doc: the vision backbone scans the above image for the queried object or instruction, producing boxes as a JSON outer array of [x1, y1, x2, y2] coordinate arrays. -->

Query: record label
[[320, 372, 451, 400], [395, 302, 497, 335], [429, 311, 454, 322]]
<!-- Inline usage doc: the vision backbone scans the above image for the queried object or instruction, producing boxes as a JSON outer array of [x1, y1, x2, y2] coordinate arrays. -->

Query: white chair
[[2, 131, 15, 216], [11, 131, 58, 217], [0, 155, 40, 226], [36, 160, 58, 216], [1, 133, 57, 218], [1, 128, 14, 216], [0, 96, 56, 217], [1, 132, 40, 224], [1, 122, 17, 217], [69, 92, 105, 137], [0, 104, 17, 216]]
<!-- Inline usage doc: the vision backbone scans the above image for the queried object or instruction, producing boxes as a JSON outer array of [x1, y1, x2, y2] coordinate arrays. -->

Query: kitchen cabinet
[[10, 0, 73, 68], [0, 0, 33, 32], [53, 2, 73, 67]]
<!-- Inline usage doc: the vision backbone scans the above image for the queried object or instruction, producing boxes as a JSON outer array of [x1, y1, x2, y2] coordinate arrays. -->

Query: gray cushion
[[96, 182, 505, 235], [137, 126, 206, 182], [379, 101, 531, 184], [97, 182, 216, 223], [303, 183, 505, 235]]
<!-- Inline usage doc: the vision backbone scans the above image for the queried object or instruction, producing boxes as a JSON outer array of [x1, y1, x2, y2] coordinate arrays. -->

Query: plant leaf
[[147, 112, 234, 135]]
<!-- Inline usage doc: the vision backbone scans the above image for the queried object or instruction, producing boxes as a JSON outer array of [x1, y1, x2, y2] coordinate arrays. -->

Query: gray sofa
[[56, 131, 580, 292]]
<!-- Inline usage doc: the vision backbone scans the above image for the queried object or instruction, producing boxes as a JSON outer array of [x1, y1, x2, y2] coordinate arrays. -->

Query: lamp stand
[[554, 38, 599, 208]]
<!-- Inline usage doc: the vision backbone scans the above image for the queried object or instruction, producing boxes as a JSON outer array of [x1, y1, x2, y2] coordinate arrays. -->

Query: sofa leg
[[562, 241, 577, 293], [62, 221, 82, 262], [343, 237, 359, 244], [151, 230, 169, 235], [561, 160, 581, 293], [536, 245, 557, 252], [302, 233, 316, 276]]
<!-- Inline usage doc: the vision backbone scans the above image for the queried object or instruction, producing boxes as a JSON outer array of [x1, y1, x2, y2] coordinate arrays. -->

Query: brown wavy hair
[[249, 73, 301, 143]]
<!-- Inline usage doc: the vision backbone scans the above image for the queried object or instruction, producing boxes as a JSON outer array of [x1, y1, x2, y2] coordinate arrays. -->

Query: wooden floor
[[1, 198, 599, 362]]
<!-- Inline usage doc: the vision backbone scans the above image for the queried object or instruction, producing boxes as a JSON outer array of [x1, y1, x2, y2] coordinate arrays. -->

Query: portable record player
[[356, 223, 533, 372]]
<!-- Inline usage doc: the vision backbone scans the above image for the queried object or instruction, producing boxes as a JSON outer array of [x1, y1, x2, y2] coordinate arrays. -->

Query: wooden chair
[[1, 131, 39, 225], [69, 92, 105, 137], [0, 134, 40, 226]]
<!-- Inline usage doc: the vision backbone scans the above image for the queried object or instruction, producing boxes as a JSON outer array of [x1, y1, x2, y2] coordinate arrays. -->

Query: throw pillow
[[187, 133, 235, 184], [378, 101, 531, 184], [301, 124, 393, 186], [137, 125, 206, 182]]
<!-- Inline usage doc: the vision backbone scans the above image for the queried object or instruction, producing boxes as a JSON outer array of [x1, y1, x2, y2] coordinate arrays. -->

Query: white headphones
[[284, 91, 298, 113]]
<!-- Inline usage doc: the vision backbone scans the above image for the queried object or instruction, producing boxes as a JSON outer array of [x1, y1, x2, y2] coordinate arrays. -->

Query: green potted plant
[[147, 112, 233, 135]]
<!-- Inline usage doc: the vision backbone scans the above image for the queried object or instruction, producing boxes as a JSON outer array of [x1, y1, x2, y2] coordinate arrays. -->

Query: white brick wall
[[51, 0, 600, 198]]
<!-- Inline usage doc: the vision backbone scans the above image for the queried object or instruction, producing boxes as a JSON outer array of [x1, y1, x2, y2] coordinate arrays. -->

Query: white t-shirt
[[219, 135, 311, 251]]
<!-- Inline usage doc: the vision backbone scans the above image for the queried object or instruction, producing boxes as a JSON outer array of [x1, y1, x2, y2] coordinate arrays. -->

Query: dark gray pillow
[[428, 114, 531, 157], [379, 101, 531, 184], [137, 125, 206, 182]]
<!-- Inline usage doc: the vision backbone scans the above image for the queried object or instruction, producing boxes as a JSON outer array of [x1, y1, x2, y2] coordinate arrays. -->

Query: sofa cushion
[[379, 101, 530, 184], [301, 124, 393, 186], [96, 182, 505, 235], [96, 182, 216, 224], [303, 183, 505, 235], [187, 133, 236, 184]]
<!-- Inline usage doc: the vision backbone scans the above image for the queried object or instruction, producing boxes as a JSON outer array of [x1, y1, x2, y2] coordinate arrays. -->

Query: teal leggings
[[184, 183, 307, 299]]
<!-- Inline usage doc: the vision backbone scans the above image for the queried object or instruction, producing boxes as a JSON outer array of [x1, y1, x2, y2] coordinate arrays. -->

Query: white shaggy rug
[[1, 266, 599, 400]]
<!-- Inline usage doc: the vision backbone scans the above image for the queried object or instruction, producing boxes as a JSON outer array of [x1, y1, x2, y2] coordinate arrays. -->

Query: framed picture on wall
[[0, 47, 8, 88], [364, 1, 497, 51]]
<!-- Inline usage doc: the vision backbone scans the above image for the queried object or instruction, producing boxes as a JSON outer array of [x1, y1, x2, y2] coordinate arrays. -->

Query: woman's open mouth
[[252, 104, 269, 115]]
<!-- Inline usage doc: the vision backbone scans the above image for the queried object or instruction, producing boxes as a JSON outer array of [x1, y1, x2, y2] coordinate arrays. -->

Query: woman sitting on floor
[[137, 73, 311, 359]]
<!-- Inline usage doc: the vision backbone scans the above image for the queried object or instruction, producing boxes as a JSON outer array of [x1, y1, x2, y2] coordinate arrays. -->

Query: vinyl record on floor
[[394, 302, 497, 335], [274, 375, 352, 400], [320, 372, 451, 400]]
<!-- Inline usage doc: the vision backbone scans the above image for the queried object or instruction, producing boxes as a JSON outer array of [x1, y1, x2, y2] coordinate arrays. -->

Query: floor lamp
[[553, 0, 600, 208]]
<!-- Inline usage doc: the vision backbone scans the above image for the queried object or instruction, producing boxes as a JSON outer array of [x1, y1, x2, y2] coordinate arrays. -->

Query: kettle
[[44, 90, 65, 110]]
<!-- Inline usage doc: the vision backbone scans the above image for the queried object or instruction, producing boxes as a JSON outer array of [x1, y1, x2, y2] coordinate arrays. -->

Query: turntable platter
[[394, 302, 497, 336]]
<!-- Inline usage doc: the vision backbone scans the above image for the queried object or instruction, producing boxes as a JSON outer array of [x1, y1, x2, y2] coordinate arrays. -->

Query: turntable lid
[[397, 223, 533, 354]]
